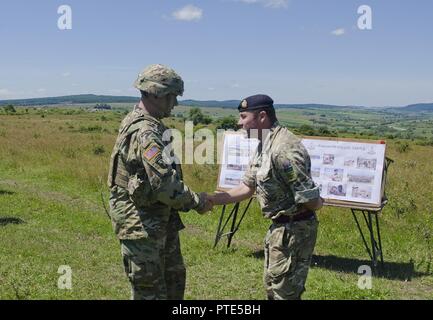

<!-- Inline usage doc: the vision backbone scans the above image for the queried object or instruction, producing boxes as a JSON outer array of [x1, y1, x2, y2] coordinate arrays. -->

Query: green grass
[[1, 107, 433, 299]]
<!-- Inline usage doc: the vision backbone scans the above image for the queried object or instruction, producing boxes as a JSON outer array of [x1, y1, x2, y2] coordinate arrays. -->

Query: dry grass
[[0, 107, 432, 299]]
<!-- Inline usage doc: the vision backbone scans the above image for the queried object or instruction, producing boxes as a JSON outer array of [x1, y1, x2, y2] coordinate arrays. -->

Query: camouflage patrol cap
[[134, 64, 184, 97]]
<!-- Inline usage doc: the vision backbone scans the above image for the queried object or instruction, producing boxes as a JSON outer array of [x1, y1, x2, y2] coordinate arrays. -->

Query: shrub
[[92, 145, 105, 155], [397, 142, 411, 153], [216, 116, 238, 131], [79, 125, 103, 133], [3, 105, 16, 113], [297, 124, 315, 136], [188, 107, 213, 125]]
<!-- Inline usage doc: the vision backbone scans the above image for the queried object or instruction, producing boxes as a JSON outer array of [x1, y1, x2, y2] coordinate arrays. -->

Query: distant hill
[[0, 94, 139, 106], [1, 94, 432, 112], [179, 100, 361, 110], [397, 103, 433, 112], [179, 99, 241, 108], [274, 103, 361, 110], [0, 94, 362, 109]]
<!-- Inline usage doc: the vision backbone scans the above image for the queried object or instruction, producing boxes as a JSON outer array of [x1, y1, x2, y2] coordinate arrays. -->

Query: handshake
[[196, 192, 226, 214]]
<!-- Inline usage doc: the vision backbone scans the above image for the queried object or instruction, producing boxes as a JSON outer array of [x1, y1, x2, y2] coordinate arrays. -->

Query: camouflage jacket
[[108, 106, 205, 240], [243, 123, 320, 219]]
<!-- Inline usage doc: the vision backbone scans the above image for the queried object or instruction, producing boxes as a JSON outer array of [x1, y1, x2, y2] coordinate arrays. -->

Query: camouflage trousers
[[120, 230, 186, 300], [263, 217, 318, 300]]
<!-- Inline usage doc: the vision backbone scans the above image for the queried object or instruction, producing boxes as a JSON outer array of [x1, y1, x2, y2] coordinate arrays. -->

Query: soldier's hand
[[197, 193, 213, 214]]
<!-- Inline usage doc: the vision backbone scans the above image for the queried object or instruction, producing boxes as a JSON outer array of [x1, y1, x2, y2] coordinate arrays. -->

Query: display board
[[217, 132, 260, 191], [301, 137, 387, 210], [216, 132, 387, 210]]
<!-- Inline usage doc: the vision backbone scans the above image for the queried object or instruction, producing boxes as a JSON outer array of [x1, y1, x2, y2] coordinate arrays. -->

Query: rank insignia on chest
[[144, 144, 161, 161]]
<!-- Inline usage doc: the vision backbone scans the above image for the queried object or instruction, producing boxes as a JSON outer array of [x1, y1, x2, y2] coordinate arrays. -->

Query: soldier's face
[[157, 93, 178, 117], [238, 112, 259, 131]]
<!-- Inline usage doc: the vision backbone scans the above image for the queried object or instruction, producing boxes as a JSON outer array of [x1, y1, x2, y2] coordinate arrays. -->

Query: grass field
[[1, 106, 433, 300]]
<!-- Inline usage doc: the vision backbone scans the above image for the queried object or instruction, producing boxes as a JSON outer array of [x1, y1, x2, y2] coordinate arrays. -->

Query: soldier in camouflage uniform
[[210, 94, 323, 300], [108, 64, 211, 300]]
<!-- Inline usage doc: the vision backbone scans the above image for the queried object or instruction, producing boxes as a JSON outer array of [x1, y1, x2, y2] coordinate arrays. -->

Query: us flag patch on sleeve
[[143, 144, 161, 161]]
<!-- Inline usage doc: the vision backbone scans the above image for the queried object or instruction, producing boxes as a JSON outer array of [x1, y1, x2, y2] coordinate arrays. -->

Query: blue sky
[[0, 0, 432, 107]]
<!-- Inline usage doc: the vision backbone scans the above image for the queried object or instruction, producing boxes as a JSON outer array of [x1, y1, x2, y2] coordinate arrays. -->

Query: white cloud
[[62, 72, 71, 77], [236, 0, 289, 9], [0, 88, 11, 96], [37, 88, 46, 93], [172, 5, 203, 21], [331, 28, 346, 36], [263, 0, 289, 8]]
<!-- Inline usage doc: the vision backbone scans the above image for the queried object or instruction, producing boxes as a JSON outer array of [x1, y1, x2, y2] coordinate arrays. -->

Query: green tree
[[4, 104, 16, 113], [298, 124, 315, 136], [318, 126, 331, 136], [188, 107, 212, 125], [216, 116, 238, 130]]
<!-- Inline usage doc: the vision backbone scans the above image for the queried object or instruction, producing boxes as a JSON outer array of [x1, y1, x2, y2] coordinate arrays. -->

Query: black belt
[[273, 210, 315, 224]]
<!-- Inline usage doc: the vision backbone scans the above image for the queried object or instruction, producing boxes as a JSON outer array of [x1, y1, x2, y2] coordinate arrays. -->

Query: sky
[[0, 0, 432, 107]]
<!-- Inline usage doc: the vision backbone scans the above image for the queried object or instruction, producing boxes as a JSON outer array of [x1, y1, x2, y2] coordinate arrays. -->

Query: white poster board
[[217, 132, 260, 191], [301, 137, 386, 208], [216, 133, 387, 209]]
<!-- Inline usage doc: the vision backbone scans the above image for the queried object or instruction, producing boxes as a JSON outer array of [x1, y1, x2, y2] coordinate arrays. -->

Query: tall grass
[[0, 107, 432, 299]]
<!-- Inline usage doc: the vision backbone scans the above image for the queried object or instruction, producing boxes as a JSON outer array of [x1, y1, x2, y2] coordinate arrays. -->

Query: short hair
[[252, 107, 277, 123]]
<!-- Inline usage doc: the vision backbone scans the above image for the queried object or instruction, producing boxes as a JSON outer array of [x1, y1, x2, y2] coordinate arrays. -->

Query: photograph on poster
[[357, 157, 377, 170], [226, 163, 249, 171], [352, 185, 373, 200], [218, 133, 260, 190], [344, 157, 356, 167], [323, 154, 335, 165], [324, 168, 344, 182], [224, 175, 242, 186], [311, 154, 321, 161], [348, 173, 375, 184], [327, 183, 347, 197]]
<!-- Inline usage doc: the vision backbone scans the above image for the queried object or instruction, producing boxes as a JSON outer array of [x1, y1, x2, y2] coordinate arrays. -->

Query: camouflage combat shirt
[[108, 106, 205, 240], [243, 123, 320, 220]]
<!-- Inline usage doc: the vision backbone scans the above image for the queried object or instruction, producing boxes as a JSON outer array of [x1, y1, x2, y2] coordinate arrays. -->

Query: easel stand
[[213, 198, 254, 248], [349, 157, 393, 271], [351, 208, 384, 270]]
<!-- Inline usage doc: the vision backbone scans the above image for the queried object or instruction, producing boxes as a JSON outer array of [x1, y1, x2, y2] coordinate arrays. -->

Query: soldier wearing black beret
[[211, 94, 323, 300], [238, 94, 274, 112]]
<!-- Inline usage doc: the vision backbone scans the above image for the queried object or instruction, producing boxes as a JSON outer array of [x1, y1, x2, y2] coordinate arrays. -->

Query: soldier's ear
[[259, 110, 267, 122]]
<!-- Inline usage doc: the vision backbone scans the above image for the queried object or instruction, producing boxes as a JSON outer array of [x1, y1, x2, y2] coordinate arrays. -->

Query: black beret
[[238, 94, 274, 112]]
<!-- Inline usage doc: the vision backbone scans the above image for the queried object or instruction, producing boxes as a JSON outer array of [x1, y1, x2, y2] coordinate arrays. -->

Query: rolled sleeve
[[294, 185, 320, 204]]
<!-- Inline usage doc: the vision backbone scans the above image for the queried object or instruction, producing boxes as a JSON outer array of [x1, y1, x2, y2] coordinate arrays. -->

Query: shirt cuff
[[294, 186, 320, 204]]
